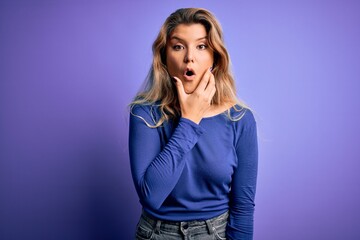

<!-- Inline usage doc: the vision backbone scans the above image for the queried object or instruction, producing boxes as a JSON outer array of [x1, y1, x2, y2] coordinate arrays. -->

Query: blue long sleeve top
[[129, 103, 258, 239]]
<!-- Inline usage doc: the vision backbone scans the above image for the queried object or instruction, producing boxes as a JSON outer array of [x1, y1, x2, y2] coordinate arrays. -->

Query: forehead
[[169, 23, 207, 40]]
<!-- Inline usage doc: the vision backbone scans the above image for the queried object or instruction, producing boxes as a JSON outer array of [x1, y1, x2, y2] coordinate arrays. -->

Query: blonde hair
[[131, 8, 247, 127]]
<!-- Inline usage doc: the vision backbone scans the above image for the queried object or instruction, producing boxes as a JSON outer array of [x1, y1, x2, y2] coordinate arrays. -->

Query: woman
[[129, 8, 258, 240]]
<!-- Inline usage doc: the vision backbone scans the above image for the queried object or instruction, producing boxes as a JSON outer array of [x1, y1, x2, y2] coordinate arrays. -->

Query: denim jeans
[[135, 211, 228, 240]]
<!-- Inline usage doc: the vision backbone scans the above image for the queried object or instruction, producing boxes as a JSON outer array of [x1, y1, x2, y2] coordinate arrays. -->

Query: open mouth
[[185, 70, 195, 76]]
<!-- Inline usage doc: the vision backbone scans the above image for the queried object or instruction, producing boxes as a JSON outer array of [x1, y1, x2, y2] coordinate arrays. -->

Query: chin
[[183, 81, 200, 94], [184, 87, 195, 94]]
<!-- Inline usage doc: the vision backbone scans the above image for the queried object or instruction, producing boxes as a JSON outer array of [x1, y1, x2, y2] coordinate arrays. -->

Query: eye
[[172, 45, 184, 51], [197, 44, 208, 50]]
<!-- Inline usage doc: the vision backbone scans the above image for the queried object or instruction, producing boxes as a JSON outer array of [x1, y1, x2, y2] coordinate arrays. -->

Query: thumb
[[173, 76, 186, 99]]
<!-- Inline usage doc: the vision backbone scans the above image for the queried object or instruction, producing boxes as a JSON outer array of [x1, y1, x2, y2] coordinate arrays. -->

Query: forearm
[[129, 114, 204, 209], [227, 189, 256, 239]]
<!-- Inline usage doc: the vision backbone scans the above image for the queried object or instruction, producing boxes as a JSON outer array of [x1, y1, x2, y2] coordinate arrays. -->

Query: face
[[166, 23, 214, 94]]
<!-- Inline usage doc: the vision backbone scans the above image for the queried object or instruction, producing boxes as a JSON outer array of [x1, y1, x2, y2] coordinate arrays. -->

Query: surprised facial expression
[[166, 23, 214, 94]]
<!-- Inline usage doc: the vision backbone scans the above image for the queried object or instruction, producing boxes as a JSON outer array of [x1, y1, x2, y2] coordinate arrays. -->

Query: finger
[[194, 68, 211, 93], [173, 76, 186, 99], [208, 85, 216, 102]]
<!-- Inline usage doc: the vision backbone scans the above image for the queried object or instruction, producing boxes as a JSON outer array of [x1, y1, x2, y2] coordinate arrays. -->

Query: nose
[[184, 50, 194, 63]]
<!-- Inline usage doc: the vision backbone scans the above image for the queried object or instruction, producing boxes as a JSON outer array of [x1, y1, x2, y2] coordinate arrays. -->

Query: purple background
[[1, 0, 360, 239]]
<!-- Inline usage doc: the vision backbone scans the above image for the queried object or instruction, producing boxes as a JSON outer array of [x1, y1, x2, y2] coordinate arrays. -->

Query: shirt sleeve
[[227, 110, 258, 240], [129, 105, 204, 210]]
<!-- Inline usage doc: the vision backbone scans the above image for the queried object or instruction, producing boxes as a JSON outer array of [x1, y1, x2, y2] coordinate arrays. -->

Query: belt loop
[[154, 220, 162, 234], [205, 220, 214, 234]]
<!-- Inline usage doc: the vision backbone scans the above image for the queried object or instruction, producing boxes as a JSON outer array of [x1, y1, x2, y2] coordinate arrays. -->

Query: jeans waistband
[[142, 211, 228, 225], [141, 210, 229, 235]]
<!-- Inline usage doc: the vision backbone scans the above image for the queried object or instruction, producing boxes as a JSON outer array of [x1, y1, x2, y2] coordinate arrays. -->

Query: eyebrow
[[170, 36, 208, 41]]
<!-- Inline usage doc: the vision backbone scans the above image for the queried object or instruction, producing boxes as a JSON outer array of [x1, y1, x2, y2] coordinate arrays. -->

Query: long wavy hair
[[131, 8, 247, 127]]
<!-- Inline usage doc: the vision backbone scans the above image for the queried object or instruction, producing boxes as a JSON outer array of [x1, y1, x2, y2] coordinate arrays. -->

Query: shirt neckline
[[202, 104, 237, 120]]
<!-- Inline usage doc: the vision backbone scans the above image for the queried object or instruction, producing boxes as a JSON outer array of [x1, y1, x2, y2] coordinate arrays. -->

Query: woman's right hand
[[173, 68, 216, 124]]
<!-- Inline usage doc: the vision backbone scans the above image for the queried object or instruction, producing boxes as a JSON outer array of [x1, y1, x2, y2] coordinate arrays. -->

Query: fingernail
[[210, 67, 213, 72], [171, 76, 177, 82]]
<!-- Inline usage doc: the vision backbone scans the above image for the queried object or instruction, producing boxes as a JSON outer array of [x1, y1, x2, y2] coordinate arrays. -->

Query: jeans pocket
[[213, 222, 227, 240], [135, 217, 154, 240]]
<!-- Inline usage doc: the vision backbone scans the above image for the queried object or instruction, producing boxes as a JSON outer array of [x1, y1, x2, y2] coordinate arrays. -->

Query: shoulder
[[130, 103, 156, 115], [130, 102, 162, 125], [229, 105, 258, 148], [229, 105, 256, 128]]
